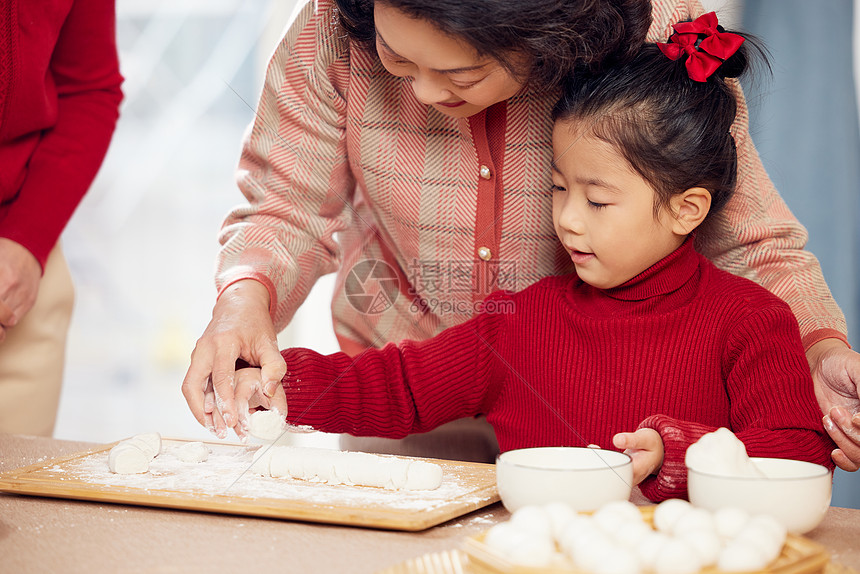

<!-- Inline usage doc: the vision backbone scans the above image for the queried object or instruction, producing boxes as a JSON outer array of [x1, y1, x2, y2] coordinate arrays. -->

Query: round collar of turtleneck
[[566, 236, 703, 318]]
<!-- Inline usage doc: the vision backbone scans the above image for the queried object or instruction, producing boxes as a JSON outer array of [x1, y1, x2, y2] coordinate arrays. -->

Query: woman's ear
[[669, 187, 711, 235]]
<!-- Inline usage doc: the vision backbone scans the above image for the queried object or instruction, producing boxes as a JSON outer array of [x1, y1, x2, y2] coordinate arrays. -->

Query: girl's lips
[[438, 100, 466, 108], [570, 250, 595, 265]]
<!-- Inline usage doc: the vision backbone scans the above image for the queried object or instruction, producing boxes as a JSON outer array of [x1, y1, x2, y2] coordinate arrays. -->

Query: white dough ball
[[653, 498, 692, 533], [569, 528, 616, 571], [636, 531, 672, 571], [175, 441, 210, 463], [510, 505, 553, 540], [484, 522, 554, 568], [593, 545, 641, 574], [735, 518, 786, 563], [614, 519, 652, 549], [593, 500, 643, 533], [653, 538, 703, 574], [747, 514, 787, 547], [248, 409, 287, 441], [677, 528, 721, 566], [671, 507, 716, 537], [718, 540, 769, 572], [108, 443, 150, 474], [129, 432, 162, 458], [542, 502, 578, 539], [713, 507, 751, 540], [505, 532, 556, 568], [558, 514, 598, 557], [484, 522, 522, 552]]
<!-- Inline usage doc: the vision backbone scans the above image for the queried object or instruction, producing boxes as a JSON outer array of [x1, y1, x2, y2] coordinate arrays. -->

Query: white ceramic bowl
[[496, 447, 633, 513], [687, 457, 832, 534]]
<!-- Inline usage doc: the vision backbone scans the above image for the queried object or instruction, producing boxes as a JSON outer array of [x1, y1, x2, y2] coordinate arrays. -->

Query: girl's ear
[[669, 187, 711, 235]]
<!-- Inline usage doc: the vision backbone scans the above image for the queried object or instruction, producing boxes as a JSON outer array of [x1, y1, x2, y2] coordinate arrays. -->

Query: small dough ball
[[175, 441, 210, 463], [677, 528, 721, 567], [404, 460, 443, 490], [248, 409, 287, 441], [543, 502, 578, 539], [129, 432, 162, 458], [614, 519, 652, 549], [654, 539, 702, 574], [747, 514, 787, 546], [593, 546, 641, 574], [109, 443, 150, 474], [671, 507, 716, 537], [713, 507, 750, 540], [558, 514, 598, 557], [736, 516, 786, 563], [568, 528, 616, 572], [718, 540, 769, 572], [653, 498, 692, 533], [510, 505, 553, 540], [593, 500, 643, 534], [636, 531, 671, 571], [505, 531, 556, 567], [484, 522, 555, 568]]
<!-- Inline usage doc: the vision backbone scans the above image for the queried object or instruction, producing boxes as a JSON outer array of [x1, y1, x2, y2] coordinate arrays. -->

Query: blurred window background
[[54, 0, 860, 507]]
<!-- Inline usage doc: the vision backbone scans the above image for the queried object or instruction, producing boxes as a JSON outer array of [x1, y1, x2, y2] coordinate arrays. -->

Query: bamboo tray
[[0, 438, 499, 531], [377, 552, 853, 574], [461, 506, 830, 574]]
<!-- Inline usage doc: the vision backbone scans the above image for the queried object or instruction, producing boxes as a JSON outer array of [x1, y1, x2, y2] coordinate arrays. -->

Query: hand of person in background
[[808, 339, 860, 471], [182, 279, 286, 437], [0, 238, 42, 343], [613, 428, 665, 485]]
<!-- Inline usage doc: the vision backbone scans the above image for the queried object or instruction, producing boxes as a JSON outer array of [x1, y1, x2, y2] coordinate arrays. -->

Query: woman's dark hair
[[335, 0, 652, 90], [552, 26, 768, 219]]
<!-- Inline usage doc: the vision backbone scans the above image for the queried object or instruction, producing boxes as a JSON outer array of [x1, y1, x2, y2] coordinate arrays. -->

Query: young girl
[[231, 14, 835, 500]]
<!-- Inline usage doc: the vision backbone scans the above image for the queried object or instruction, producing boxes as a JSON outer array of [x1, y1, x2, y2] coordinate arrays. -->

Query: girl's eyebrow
[[577, 176, 623, 193], [375, 32, 489, 74]]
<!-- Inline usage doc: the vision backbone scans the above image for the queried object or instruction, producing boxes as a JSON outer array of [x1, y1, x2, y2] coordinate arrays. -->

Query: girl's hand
[[612, 428, 664, 485], [232, 367, 288, 440]]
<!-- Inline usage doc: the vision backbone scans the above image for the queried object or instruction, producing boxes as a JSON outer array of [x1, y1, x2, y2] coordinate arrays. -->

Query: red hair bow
[[657, 12, 744, 82]]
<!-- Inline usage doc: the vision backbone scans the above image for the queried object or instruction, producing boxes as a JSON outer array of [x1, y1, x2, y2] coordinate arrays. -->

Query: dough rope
[[251, 445, 443, 490]]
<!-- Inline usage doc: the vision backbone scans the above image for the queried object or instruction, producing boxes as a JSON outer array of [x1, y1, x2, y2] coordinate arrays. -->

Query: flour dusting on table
[[60, 440, 478, 511]]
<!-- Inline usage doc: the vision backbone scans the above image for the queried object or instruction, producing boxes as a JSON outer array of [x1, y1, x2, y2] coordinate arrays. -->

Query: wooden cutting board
[[0, 438, 499, 531]]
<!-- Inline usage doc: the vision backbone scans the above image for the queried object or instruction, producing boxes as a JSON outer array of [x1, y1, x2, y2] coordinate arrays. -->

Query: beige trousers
[[0, 245, 74, 436]]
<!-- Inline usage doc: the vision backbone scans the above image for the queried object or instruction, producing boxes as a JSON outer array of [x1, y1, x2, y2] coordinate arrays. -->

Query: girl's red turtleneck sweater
[[280, 238, 835, 500]]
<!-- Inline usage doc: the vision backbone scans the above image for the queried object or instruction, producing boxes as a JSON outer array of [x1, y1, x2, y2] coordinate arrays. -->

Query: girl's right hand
[[232, 367, 289, 440], [181, 279, 287, 438], [612, 428, 665, 485]]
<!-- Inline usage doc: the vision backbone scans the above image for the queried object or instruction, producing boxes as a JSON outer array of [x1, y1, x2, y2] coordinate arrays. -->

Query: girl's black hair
[[552, 25, 768, 219], [334, 0, 653, 91]]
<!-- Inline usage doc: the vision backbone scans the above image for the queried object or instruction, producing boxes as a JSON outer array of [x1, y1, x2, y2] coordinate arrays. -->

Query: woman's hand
[[808, 338, 860, 471], [612, 428, 664, 485], [182, 279, 286, 437]]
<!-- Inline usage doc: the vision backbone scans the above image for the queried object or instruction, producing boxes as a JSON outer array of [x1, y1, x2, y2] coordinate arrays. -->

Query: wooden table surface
[[2, 434, 859, 574]]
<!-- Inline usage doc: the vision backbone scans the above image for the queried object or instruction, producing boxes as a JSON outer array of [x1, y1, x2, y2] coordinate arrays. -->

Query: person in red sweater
[[227, 15, 835, 499], [0, 0, 123, 435]]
